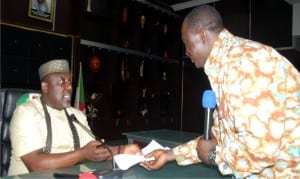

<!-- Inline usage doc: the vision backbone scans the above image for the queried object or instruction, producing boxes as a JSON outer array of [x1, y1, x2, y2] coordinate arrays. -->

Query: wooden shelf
[[80, 39, 180, 64]]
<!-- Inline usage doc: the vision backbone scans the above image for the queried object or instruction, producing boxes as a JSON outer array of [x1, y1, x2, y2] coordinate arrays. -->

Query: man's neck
[[41, 96, 64, 110]]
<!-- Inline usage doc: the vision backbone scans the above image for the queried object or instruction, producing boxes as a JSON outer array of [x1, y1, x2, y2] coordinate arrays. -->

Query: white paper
[[113, 140, 169, 170], [113, 154, 153, 170], [141, 140, 168, 155]]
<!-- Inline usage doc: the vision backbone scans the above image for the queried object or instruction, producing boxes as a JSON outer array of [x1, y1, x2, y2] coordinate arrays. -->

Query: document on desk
[[114, 140, 170, 170]]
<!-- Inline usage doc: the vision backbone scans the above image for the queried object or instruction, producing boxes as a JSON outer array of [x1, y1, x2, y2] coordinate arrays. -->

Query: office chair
[[0, 88, 40, 176]]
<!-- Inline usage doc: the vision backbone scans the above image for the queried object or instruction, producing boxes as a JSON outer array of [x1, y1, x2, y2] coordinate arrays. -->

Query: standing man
[[9, 59, 140, 176], [141, 5, 300, 178]]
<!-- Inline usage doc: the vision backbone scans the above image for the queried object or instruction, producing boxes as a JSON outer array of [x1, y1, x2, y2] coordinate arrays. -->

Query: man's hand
[[120, 144, 140, 155], [197, 137, 217, 165], [140, 149, 175, 170], [80, 140, 110, 161]]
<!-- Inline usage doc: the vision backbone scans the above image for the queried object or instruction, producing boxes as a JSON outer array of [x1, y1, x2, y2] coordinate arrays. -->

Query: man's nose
[[66, 82, 72, 91]]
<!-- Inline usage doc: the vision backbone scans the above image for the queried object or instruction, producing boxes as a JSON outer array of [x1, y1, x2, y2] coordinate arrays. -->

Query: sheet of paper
[[113, 154, 153, 170], [113, 140, 169, 170], [141, 140, 168, 155]]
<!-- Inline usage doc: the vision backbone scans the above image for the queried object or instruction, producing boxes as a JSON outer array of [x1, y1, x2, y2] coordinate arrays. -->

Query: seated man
[[8, 59, 140, 176]]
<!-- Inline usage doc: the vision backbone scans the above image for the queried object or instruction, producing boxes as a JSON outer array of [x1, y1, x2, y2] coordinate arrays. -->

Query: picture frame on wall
[[28, 0, 55, 22]]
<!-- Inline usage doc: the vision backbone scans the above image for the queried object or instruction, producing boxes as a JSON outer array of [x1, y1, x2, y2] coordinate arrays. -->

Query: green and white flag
[[75, 62, 86, 113]]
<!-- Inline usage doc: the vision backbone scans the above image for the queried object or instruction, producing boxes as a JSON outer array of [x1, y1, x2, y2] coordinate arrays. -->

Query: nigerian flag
[[75, 62, 86, 113]]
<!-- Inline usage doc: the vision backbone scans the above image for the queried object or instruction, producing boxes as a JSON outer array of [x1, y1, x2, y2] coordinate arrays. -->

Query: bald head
[[184, 5, 223, 34]]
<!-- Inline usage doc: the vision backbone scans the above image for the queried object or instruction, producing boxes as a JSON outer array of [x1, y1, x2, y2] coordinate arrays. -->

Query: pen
[[96, 138, 105, 148], [53, 172, 79, 178]]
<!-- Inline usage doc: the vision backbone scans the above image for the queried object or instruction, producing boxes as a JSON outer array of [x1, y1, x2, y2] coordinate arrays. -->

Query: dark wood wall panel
[[252, 0, 292, 47], [182, 63, 210, 133], [1, 24, 72, 89], [216, 0, 250, 38]]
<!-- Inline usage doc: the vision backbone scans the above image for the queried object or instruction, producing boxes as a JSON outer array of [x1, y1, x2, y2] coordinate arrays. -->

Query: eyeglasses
[[57, 79, 71, 88]]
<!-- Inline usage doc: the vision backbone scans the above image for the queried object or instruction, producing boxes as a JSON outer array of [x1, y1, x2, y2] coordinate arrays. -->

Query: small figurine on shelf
[[86, 92, 104, 121], [122, 7, 128, 24], [138, 88, 150, 127], [88, 48, 101, 73], [85, 0, 92, 12], [140, 15, 146, 29], [160, 90, 172, 126], [115, 108, 129, 127], [89, 55, 101, 73]]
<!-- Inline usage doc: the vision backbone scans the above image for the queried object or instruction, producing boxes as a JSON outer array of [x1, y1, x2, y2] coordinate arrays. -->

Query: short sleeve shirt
[[8, 98, 94, 176]]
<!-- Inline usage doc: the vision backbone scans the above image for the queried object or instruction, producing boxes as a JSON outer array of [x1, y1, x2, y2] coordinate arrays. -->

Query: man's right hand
[[140, 149, 175, 170], [80, 141, 110, 161]]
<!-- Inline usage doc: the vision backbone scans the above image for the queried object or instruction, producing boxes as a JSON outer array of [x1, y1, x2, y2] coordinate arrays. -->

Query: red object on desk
[[79, 172, 97, 179]]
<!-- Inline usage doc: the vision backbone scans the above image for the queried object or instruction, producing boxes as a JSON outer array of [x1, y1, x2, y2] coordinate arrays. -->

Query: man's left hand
[[197, 137, 217, 165]]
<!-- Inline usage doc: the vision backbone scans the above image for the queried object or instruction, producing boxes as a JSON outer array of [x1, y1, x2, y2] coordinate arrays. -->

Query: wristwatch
[[208, 147, 216, 165]]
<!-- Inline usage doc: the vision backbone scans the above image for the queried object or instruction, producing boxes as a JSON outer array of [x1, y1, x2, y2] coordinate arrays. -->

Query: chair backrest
[[0, 88, 40, 176]]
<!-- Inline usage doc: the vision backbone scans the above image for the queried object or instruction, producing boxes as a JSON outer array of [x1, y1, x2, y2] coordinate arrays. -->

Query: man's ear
[[41, 81, 48, 93], [197, 28, 207, 43]]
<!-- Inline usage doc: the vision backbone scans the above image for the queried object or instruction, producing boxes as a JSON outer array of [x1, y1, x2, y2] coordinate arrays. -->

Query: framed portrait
[[28, 0, 55, 22]]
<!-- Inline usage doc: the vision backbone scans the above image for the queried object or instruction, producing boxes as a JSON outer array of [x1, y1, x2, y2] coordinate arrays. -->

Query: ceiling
[[137, 0, 219, 10], [134, 0, 221, 18], [144, 0, 191, 8]]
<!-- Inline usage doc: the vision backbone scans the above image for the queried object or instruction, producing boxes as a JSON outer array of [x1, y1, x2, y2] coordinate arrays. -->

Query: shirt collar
[[204, 28, 235, 75]]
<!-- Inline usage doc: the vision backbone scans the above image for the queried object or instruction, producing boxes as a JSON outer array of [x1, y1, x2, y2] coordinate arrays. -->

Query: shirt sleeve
[[10, 103, 46, 157], [172, 137, 201, 166]]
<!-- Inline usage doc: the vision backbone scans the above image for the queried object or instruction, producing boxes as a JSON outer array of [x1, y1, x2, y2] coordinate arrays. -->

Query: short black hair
[[184, 5, 223, 34]]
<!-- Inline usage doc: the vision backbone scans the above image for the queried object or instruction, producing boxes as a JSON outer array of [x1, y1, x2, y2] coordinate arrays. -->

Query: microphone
[[202, 90, 216, 140], [69, 114, 97, 141], [69, 114, 123, 179]]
